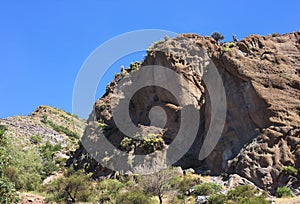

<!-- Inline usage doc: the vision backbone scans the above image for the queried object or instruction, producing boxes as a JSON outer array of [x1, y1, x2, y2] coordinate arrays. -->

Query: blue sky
[[0, 0, 299, 119]]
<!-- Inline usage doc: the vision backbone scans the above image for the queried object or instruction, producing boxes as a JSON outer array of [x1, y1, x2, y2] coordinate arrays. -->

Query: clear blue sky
[[0, 0, 299, 118]]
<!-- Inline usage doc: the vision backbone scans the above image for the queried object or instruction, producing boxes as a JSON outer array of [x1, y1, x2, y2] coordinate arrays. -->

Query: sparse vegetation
[[272, 32, 280, 37], [226, 185, 268, 204], [130, 61, 141, 71], [211, 32, 224, 43], [0, 125, 19, 203], [193, 182, 223, 196], [46, 170, 93, 203], [30, 134, 42, 144], [140, 167, 176, 204], [47, 120, 79, 139], [276, 186, 293, 198], [116, 190, 152, 204], [282, 166, 298, 176]]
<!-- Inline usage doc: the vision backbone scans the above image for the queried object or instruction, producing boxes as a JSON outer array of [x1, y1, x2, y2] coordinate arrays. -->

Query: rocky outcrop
[[70, 31, 300, 194]]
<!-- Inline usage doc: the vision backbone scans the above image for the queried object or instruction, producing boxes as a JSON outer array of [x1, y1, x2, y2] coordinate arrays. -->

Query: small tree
[[140, 167, 176, 204], [211, 32, 224, 43], [47, 170, 92, 202]]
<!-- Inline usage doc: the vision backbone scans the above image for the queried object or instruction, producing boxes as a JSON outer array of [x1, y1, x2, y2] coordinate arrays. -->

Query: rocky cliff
[[70, 31, 300, 194]]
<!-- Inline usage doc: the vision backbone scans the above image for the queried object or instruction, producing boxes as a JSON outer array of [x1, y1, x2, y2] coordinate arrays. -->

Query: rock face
[[70, 31, 300, 193]]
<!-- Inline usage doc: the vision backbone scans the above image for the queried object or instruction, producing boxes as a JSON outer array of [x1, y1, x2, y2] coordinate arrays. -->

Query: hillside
[[0, 105, 86, 203]]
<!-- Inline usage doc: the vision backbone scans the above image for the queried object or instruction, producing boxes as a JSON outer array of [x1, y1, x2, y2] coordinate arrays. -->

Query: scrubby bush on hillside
[[3, 132, 43, 191], [0, 126, 19, 203], [226, 185, 268, 204], [282, 166, 298, 176], [276, 186, 293, 198], [211, 32, 224, 43], [193, 182, 223, 196], [46, 170, 93, 203], [116, 190, 152, 204], [47, 120, 79, 139]]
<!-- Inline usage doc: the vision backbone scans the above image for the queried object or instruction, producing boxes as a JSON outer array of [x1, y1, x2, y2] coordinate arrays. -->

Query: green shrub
[[227, 185, 268, 204], [30, 135, 42, 144], [120, 137, 133, 150], [40, 141, 61, 161], [47, 120, 79, 139], [0, 126, 19, 203], [272, 33, 280, 37], [207, 194, 226, 204], [176, 175, 199, 193], [141, 134, 164, 152], [130, 62, 141, 70], [97, 179, 124, 198], [193, 182, 223, 196], [282, 166, 298, 176], [276, 186, 293, 198], [4, 136, 43, 191], [41, 162, 58, 179], [0, 177, 19, 204], [46, 170, 93, 203], [116, 190, 152, 204], [41, 114, 48, 123]]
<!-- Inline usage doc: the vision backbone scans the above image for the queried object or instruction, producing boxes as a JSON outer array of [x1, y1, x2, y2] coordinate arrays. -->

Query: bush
[[30, 135, 42, 144], [47, 120, 79, 139], [130, 62, 141, 70], [272, 33, 280, 37], [4, 136, 43, 191], [0, 177, 19, 204], [97, 179, 124, 198], [116, 190, 152, 204], [41, 114, 48, 123], [46, 170, 93, 203], [227, 185, 268, 204], [211, 32, 224, 43], [282, 166, 298, 176], [0, 126, 19, 203], [276, 186, 293, 198], [141, 134, 164, 152], [207, 194, 226, 204], [193, 182, 223, 196]]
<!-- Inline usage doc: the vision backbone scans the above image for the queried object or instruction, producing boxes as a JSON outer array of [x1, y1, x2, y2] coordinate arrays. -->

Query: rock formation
[[70, 31, 300, 194]]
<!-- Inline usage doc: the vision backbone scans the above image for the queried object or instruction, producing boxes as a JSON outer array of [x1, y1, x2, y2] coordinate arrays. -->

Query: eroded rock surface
[[70, 31, 300, 193]]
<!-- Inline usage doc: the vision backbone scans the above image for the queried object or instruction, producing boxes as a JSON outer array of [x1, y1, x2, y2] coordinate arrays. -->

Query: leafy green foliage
[[282, 166, 298, 176], [116, 190, 152, 204], [0, 177, 19, 204], [2, 131, 43, 191], [46, 170, 93, 203], [40, 141, 61, 179], [193, 182, 223, 196], [0, 126, 19, 203], [276, 186, 293, 198]]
